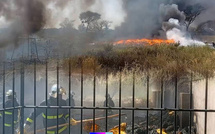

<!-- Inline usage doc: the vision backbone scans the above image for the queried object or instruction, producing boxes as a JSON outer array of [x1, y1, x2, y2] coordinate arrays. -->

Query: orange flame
[[109, 123, 127, 134], [114, 38, 175, 45], [83, 122, 100, 132], [157, 128, 167, 134]]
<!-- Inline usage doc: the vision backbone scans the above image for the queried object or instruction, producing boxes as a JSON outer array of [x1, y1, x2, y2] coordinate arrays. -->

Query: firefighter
[[212, 42, 215, 48], [66, 91, 75, 119], [23, 84, 77, 134], [66, 91, 78, 134], [103, 94, 115, 115], [0, 90, 19, 134], [66, 91, 75, 107], [103, 94, 115, 129]]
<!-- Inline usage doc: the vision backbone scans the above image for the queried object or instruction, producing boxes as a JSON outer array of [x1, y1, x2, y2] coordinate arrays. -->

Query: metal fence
[[0, 59, 215, 134]]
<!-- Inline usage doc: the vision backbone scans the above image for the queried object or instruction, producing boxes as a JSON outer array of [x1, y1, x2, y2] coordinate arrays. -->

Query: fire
[[83, 122, 100, 132], [169, 111, 175, 115], [157, 128, 167, 134], [114, 38, 175, 45], [109, 122, 127, 134]]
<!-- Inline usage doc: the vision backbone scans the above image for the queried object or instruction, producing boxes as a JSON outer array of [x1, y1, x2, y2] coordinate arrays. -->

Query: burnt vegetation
[[60, 44, 215, 79]]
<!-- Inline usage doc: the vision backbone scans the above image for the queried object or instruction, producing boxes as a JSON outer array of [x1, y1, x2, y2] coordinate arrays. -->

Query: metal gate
[[0, 59, 215, 134]]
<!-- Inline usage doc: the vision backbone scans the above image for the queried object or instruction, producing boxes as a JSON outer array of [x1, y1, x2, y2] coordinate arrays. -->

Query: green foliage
[[79, 11, 101, 24]]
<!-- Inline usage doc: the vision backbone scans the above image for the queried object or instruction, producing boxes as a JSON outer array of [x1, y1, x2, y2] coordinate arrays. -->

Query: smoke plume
[[165, 18, 205, 46], [159, 4, 185, 23], [115, 0, 215, 40], [0, 0, 45, 47], [114, 1, 188, 39], [1, 0, 215, 48], [115, 0, 164, 39]]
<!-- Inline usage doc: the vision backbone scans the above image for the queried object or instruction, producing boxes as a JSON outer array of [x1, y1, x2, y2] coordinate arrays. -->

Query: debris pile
[[126, 111, 196, 134], [109, 123, 127, 134]]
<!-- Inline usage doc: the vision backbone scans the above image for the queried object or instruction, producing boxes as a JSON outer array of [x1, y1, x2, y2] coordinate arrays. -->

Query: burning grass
[[114, 38, 175, 45], [61, 44, 215, 79]]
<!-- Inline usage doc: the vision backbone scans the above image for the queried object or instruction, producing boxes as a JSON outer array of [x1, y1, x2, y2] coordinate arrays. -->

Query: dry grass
[[59, 44, 215, 79]]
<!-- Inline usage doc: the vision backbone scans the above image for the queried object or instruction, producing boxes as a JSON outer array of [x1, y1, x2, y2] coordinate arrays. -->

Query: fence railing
[[0, 59, 214, 134]]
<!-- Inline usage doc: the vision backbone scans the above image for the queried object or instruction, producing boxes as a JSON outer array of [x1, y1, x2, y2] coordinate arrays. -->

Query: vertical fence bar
[[146, 74, 149, 133], [93, 60, 96, 132], [81, 59, 83, 134], [12, 62, 15, 134], [33, 59, 37, 134], [189, 73, 193, 134], [2, 62, 5, 134], [160, 78, 164, 134], [20, 62, 25, 134], [132, 71, 135, 134], [28, 35, 30, 60], [45, 61, 48, 134], [68, 59, 71, 134], [174, 75, 178, 134], [205, 74, 208, 134], [57, 60, 59, 134], [118, 69, 122, 134], [105, 68, 108, 131]]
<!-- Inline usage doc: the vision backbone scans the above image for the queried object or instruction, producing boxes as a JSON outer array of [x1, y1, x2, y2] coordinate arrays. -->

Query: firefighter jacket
[[103, 97, 115, 115], [0, 99, 19, 133], [103, 97, 115, 107], [66, 95, 75, 118], [66, 95, 75, 107], [25, 96, 69, 134]]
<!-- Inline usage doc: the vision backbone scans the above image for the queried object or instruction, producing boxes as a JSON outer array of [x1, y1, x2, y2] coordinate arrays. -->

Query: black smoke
[[0, 0, 46, 48], [115, 0, 214, 39]]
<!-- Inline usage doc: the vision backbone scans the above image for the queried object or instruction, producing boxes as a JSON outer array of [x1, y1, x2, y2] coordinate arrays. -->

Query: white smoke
[[165, 18, 205, 46]]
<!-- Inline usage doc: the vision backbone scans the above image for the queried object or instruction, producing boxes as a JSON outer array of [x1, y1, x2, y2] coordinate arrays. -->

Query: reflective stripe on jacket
[[25, 96, 69, 133]]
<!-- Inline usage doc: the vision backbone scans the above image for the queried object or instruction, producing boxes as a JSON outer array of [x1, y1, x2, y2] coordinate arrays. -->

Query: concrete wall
[[193, 78, 215, 134]]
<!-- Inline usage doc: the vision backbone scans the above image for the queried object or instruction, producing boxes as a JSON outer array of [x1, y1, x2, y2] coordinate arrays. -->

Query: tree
[[89, 20, 112, 32], [184, 4, 205, 31], [60, 18, 75, 29], [79, 11, 101, 32]]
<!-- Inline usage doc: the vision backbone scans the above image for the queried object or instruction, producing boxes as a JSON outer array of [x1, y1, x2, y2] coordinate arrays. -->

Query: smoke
[[114, 1, 188, 39], [0, 0, 125, 48], [115, 0, 164, 39], [44, 0, 97, 28], [159, 4, 185, 23], [0, 0, 46, 48], [159, 4, 186, 36], [165, 18, 205, 46], [192, 0, 215, 26], [114, 0, 207, 46], [0, 0, 125, 29], [44, 0, 125, 28], [115, 0, 215, 39], [1, 0, 215, 48]]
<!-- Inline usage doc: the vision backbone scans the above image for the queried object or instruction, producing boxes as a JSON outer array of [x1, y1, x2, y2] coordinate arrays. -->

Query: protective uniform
[[66, 91, 75, 118], [66, 91, 77, 132], [103, 94, 115, 115], [24, 84, 75, 134], [103, 94, 115, 129], [66, 91, 75, 107], [0, 90, 19, 134]]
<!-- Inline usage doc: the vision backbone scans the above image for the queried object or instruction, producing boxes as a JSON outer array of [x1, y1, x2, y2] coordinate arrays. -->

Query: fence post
[[20, 62, 25, 134], [179, 93, 191, 128]]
